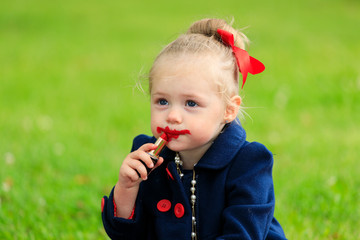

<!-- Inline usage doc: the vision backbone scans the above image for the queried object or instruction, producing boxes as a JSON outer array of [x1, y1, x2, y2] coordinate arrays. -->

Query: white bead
[[175, 152, 197, 239]]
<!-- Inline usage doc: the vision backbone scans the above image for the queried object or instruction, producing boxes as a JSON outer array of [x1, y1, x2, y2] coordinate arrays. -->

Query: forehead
[[151, 53, 219, 86]]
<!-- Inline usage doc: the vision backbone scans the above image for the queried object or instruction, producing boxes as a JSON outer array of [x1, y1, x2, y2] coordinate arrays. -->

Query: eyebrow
[[180, 93, 207, 100], [151, 92, 170, 98], [152, 91, 207, 100]]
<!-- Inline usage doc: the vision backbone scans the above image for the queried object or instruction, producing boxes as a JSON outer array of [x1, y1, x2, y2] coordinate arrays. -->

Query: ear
[[224, 95, 242, 123]]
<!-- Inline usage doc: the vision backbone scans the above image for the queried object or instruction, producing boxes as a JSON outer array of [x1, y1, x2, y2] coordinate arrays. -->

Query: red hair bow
[[217, 29, 265, 88]]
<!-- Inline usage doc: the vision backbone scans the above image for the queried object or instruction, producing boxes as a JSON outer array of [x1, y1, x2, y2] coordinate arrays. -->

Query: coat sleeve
[[101, 134, 154, 240], [218, 142, 280, 240], [101, 188, 147, 240]]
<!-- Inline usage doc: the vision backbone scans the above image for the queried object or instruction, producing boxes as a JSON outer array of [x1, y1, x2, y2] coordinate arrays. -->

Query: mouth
[[157, 126, 191, 142]]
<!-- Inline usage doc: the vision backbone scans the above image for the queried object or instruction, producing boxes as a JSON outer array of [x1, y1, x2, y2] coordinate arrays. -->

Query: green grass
[[1, 0, 359, 239]]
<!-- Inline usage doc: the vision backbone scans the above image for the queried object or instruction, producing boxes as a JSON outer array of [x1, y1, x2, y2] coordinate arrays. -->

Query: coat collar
[[161, 120, 247, 170], [195, 120, 247, 170]]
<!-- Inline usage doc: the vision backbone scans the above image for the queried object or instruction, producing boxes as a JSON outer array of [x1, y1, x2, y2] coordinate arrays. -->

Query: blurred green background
[[1, 0, 359, 239]]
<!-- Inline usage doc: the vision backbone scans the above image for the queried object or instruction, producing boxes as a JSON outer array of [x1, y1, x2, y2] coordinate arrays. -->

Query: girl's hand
[[114, 143, 164, 218], [117, 143, 164, 189]]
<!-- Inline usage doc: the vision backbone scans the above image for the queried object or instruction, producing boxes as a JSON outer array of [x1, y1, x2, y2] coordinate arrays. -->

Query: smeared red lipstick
[[157, 126, 191, 142]]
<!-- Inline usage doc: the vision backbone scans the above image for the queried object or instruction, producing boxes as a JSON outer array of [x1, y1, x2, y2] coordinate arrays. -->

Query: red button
[[101, 197, 105, 213], [174, 203, 185, 218], [157, 199, 171, 212]]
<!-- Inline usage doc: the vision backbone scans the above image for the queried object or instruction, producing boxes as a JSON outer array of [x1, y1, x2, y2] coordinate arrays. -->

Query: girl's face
[[150, 56, 228, 155]]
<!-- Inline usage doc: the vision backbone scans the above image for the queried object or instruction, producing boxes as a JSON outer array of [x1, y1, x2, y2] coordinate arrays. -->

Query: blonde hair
[[149, 18, 249, 106]]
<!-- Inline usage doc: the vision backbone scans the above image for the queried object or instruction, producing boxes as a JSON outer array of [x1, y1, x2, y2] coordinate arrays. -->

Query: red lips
[[157, 126, 191, 142]]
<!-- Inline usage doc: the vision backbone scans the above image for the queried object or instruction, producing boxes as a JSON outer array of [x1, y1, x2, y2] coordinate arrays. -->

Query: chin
[[166, 142, 185, 152]]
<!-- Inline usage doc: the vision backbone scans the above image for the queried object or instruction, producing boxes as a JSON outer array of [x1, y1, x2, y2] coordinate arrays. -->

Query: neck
[[179, 141, 213, 170]]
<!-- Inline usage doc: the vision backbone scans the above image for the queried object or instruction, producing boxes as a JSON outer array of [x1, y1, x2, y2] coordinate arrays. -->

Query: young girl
[[101, 18, 287, 240]]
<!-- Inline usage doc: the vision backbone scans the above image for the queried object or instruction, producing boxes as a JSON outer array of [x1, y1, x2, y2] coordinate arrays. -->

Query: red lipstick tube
[[145, 133, 168, 174]]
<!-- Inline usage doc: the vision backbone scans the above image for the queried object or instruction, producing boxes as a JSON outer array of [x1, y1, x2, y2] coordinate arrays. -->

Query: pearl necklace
[[175, 153, 197, 240]]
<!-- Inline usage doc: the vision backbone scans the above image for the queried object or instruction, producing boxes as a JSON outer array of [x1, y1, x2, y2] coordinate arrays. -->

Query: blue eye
[[186, 100, 198, 107], [158, 99, 168, 105]]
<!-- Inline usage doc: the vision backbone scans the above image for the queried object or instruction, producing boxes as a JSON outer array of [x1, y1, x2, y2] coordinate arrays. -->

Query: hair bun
[[187, 18, 248, 50]]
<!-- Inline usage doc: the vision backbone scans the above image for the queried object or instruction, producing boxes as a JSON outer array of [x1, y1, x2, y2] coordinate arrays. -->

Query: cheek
[[191, 112, 223, 128], [187, 120, 211, 136], [187, 113, 224, 135], [150, 113, 160, 136], [150, 122, 157, 136], [150, 110, 170, 137]]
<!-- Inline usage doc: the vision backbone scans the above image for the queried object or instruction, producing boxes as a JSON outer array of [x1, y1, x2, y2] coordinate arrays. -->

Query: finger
[[127, 159, 149, 180], [130, 150, 155, 169], [137, 143, 158, 152], [135, 169, 141, 178], [125, 167, 141, 182], [154, 157, 164, 168]]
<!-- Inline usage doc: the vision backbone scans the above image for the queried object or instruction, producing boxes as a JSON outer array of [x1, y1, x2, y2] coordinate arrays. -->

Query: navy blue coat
[[102, 122, 286, 239]]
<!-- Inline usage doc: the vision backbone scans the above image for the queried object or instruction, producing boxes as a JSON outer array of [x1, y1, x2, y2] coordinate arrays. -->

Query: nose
[[166, 107, 182, 124]]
